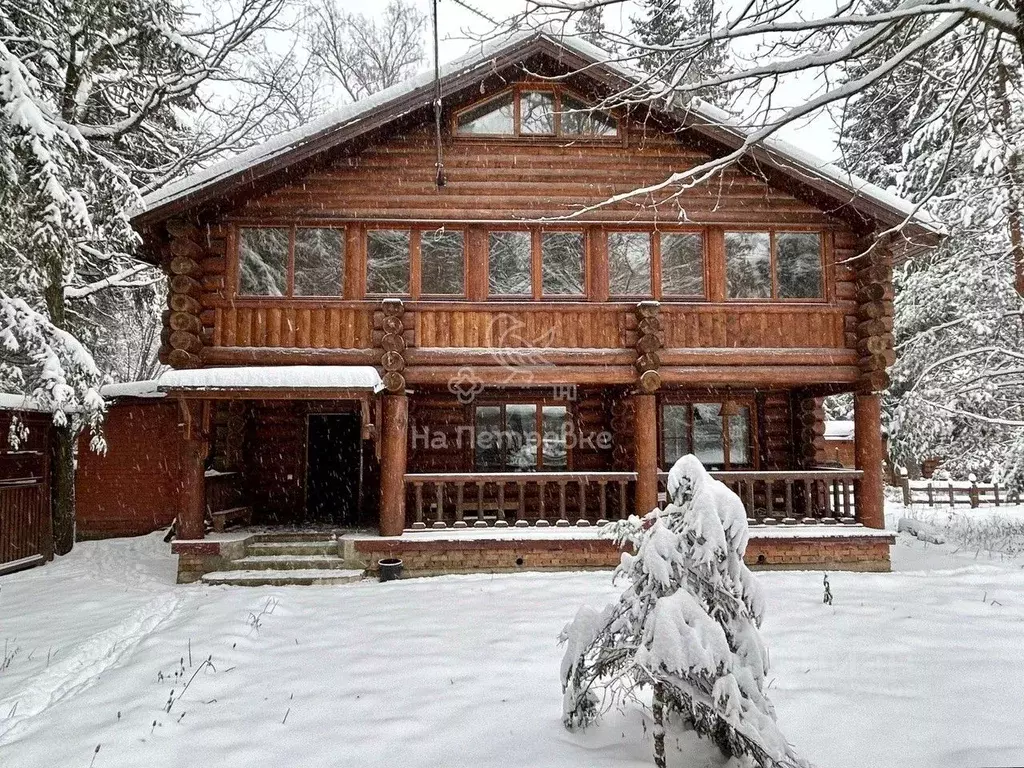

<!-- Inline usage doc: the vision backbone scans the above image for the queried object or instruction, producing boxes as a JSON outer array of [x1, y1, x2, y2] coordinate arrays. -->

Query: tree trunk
[[652, 682, 667, 768], [50, 424, 76, 555], [44, 252, 77, 555]]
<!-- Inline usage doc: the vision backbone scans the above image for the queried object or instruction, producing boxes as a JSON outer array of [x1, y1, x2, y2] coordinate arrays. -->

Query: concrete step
[[246, 541, 338, 557], [200, 568, 365, 587], [247, 531, 340, 544], [224, 555, 355, 571]]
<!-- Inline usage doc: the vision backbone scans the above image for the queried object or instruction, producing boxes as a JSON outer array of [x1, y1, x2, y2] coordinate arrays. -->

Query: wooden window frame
[[723, 227, 828, 303], [452, 83, 621, 142], [658, 395, 758, 471], [473, 400, 574, 471], [486, 225, 589, 301], [234, 223, 347, 299], [364, 224, 468, 300]]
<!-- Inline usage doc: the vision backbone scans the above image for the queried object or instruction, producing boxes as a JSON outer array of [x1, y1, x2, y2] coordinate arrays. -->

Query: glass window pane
[[421, 229, 464, 295], [366, 229, 410, 294], [238, 227, 288, 296], [725, 231, 771, 299], [561, 94, 617, 136], [457, 93, 514, 135], [475, 406, 503, 471], [728, 406, 751, 466], [661, 232, 704, 297], [506, 404, 538, 470], [662, 404, 691, 467], [541, 232, 585, 296], [541, 406, 568, 470], [293, 228, 344, 296], [777, 232, 822, 298], [608, 232, 651, 296], [520, 91, 555, 135], [489, 231, 532, 295], [692, 403, 725, 468]]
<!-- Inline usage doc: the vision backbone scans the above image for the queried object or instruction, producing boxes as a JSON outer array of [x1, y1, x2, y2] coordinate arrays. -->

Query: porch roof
[[156, 365, 384, 398]]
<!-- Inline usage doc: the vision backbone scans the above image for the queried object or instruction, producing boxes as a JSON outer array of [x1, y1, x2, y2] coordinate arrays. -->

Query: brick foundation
[[171, 529, 894, 582]]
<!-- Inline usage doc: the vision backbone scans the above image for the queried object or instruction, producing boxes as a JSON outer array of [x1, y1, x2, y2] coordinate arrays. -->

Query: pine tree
[[559, 455, 804, 768], [835, 0, 1024, 481], [630, 0, 729, 107], [0, 0, 285, 552]]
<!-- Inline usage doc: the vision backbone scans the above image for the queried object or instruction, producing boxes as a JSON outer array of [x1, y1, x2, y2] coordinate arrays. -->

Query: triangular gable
[[133, 29, 941, 247]]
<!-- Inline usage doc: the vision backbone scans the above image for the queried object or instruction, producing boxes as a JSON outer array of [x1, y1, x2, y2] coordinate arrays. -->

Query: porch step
[[200, 568, 365, 587], [247, 532, 341, 543], [225, 555, 355, 571], [246, 540, 338, 557]]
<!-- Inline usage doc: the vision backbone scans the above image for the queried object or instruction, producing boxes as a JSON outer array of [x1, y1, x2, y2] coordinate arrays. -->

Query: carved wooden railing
[[403, 472, 636, 529], [403, 468, 864, 529], [660, 469, 864, 524]]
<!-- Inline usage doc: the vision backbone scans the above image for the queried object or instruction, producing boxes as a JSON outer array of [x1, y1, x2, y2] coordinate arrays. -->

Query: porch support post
[[854, 392, 885, 529], [177, 399, 209, 540], [380, 393, 408, 536], [634, 393, 659, 516]]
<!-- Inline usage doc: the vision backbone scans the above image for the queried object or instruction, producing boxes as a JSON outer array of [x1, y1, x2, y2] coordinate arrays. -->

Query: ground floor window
[[662, 400, 753, 470], [474, 403, 569, 470]]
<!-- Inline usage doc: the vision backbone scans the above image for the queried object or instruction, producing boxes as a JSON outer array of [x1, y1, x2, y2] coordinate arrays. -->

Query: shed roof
[[156, 365, 384, 395], [133, 29, 941, 244]]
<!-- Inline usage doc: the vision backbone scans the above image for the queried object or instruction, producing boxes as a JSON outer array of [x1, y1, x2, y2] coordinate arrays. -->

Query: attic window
[[455, 87, 618, 138]]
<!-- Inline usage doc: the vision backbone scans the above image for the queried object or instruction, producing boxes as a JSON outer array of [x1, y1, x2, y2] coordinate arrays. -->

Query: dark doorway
[[306, 414, 363, 525]]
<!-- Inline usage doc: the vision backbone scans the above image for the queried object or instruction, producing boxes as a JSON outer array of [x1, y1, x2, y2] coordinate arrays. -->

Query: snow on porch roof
[[156, 366, 384, 394], [0, 392, 48, 412], [134, 28, 941, 239]]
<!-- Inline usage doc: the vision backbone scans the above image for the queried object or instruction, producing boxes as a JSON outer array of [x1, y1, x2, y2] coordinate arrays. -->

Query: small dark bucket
[[378, 558, 404, 582]]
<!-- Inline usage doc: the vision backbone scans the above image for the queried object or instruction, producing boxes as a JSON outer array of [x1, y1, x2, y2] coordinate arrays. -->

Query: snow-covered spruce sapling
[[559, 455, 807, 768]]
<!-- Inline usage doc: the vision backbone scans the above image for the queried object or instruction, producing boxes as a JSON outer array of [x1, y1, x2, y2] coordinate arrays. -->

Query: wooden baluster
[[803, 479, 813, 518], [516, 481, 526, 527], [579, 480, 587, 525], [413, 482, 424, 529], [842, 480, 852, 518], [537, 478, 547, 525], [745, 481, 755, 519], [557, 481, 568, 526], [831, 479, 840, 517], [496, 481, 507, 527], [784, 480, 793, 519], [475, 480, 487, 527], [618, 480, 628, 519], [453, 482, 465, 528], [435, 483, 444, 528], [765, 479, 774, 520], [598, 480, 608, 523]]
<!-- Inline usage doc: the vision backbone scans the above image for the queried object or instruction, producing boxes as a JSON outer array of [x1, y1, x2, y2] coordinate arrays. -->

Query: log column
[[634, 393, 659, 516], [854, 393, 885, 529], [177, 399, 210, 540], [379, 394, 409, 537]]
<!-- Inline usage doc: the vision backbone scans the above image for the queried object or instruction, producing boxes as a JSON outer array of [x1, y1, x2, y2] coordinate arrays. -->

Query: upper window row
[[236, 226, 823, 301], [456, 88, 618, 138]]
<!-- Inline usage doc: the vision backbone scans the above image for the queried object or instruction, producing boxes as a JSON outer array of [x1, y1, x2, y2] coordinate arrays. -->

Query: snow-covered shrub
[[559, 455, 806, 768]]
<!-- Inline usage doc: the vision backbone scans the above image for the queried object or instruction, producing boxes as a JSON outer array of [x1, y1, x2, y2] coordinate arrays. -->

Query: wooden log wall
[[375, 299, 411, 393], [634, 301, 662, 393], [793, 393, 827, 468], [854, 239, 896, 392], [160, 218, 229, 369]]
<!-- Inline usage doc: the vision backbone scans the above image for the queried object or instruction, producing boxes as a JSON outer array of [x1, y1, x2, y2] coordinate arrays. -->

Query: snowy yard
[[2, 506, 1024, 768]]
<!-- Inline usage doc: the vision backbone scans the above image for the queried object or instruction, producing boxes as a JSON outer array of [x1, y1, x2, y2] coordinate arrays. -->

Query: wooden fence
[[0, 478, 50, 572], [899, 475, 1019, 508]]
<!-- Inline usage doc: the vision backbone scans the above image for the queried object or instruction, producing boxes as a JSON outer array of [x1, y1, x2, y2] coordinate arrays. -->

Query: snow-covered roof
[[135, 29, 941, 238], [156, 366, 384, 393], [0, 393, 48, 413], [100, 380, 164, 399], [824, 420, 855, 441]]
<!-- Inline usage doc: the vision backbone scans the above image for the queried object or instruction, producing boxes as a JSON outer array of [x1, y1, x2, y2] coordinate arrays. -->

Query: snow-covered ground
[[2, 506, 1024, 768]]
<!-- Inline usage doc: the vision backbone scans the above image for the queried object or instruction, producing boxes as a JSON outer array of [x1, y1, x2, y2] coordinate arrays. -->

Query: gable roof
[[133, 29, 942, 243]]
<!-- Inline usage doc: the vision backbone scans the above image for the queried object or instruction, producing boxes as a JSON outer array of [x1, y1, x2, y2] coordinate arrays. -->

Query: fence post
[[969, 474, 980, 508], [899, 469, 911, 506], [947, 481, 955, 508]]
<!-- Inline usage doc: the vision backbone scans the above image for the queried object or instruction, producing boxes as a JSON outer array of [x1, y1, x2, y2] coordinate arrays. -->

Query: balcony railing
[[403, 468, 863, 529], [404, 472, 636, 529], [660, 469, 863, 524]]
